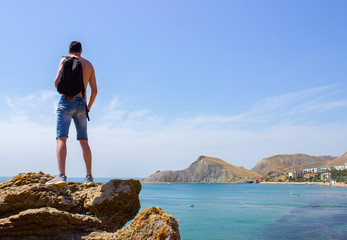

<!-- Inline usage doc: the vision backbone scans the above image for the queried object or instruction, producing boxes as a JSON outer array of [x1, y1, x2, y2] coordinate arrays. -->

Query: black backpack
[[57, 56, 85, 98], [57, 56, 90, 121]]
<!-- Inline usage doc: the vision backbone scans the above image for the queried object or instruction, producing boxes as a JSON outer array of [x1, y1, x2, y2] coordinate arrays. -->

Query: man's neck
[[70, 52, 81, 58]]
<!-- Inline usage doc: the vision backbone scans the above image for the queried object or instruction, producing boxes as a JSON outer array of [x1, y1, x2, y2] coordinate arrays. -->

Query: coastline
[[260, 181, 347, 188]]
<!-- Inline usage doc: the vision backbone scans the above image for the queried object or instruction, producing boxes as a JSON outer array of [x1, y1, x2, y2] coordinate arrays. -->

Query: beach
[[260, 181, 347, 188]]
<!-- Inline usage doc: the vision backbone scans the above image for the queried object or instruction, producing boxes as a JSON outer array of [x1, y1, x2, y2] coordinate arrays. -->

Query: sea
[[1, 176, 346, 240]]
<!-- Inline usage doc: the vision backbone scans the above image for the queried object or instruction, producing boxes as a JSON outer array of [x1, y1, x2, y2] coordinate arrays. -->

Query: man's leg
[[57, 137, 68, 175], [46, 136, 68, 186], [79, 140, 92, 175], [46, 97, 71, 186], [74, 99, 93, 184]]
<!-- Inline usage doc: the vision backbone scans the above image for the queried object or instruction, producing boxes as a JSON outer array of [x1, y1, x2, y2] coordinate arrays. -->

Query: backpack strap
[[61, 56, 70, 62]]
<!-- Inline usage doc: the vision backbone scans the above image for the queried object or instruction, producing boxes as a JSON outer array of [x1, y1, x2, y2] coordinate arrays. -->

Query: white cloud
[[1, 85, 347, 178], [288, 99, 347, 115], [1, 90, 58, 124]]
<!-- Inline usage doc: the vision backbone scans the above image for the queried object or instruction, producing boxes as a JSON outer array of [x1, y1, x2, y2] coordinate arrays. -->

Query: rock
[[84, 207, 181, 240], [0, 172, 141, 232], [83, 179, 141, 231], [0, 172, 180, 239], [0, 207, 102, 238], [141, 155, 262, 183]]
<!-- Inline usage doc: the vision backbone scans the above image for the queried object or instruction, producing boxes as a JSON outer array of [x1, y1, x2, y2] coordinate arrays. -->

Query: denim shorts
[[56, 96, 88, 140]]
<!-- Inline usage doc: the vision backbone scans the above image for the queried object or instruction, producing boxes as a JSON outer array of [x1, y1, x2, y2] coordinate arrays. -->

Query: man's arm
[[87, 66, 98, 111], [54, 58, 66, 88]]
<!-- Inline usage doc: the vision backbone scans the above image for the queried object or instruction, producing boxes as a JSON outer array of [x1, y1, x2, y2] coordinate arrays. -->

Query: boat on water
[[241, 181, 254, 184], [240, 179, 261, 184]]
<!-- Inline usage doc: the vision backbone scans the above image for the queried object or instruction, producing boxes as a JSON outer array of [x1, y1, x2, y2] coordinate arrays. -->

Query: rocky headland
[[251, 153, 331, 175], [0, 172, 180, 240], [141, 156, 262, 183]]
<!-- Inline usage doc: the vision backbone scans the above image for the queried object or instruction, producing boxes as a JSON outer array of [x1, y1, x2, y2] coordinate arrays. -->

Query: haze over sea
[[1, 177, 346, 239]]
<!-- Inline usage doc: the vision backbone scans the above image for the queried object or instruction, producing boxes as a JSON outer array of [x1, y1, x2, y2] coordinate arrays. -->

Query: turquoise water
[[140, 184, 347, 240], [1, 177, 346, 239]]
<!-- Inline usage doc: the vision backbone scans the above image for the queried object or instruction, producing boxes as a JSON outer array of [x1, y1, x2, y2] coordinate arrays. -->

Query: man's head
[[69, 41, 82, 54]]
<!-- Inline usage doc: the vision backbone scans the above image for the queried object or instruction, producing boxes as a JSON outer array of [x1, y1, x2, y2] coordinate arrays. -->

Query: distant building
[[303, 173, 317, 179], [320, 166, 332, 171], [333, 165, 346, 171], [288, 171, 302, 178], [321, 172, 331, 181], [303, 168, 320, 173], [286, 162, 347, 179]]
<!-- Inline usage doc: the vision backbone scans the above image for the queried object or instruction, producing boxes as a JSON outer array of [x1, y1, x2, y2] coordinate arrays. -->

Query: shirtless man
[[46, 41, 98, 186]]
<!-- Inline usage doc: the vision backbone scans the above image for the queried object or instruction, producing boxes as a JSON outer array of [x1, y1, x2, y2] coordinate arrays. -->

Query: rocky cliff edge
[[0, 172, 180, 240]]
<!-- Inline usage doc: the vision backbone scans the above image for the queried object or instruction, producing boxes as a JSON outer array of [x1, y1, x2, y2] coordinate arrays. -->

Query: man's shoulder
[[79, 57, 94, 68], [79, 57, 92, 64]]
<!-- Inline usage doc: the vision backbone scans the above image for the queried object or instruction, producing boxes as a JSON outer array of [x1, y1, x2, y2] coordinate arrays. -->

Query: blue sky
[[1, 0, 347, 177]]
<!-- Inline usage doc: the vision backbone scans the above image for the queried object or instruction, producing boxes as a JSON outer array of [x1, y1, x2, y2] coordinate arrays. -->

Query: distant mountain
[[318, 155, 337, 161], [251, 154, 331, 175], [328, 152, 347, 166], [141, 156, 262, 183]]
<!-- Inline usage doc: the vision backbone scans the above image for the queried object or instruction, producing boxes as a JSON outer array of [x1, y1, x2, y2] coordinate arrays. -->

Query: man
[[46, 41, 98, 186]]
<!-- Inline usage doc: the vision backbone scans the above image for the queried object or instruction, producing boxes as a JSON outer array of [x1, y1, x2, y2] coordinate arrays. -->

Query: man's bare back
[[78, 56, 97, 111]]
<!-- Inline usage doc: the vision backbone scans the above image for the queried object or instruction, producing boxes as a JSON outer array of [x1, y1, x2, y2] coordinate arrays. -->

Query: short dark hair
[[69, 41, 82, 53]]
